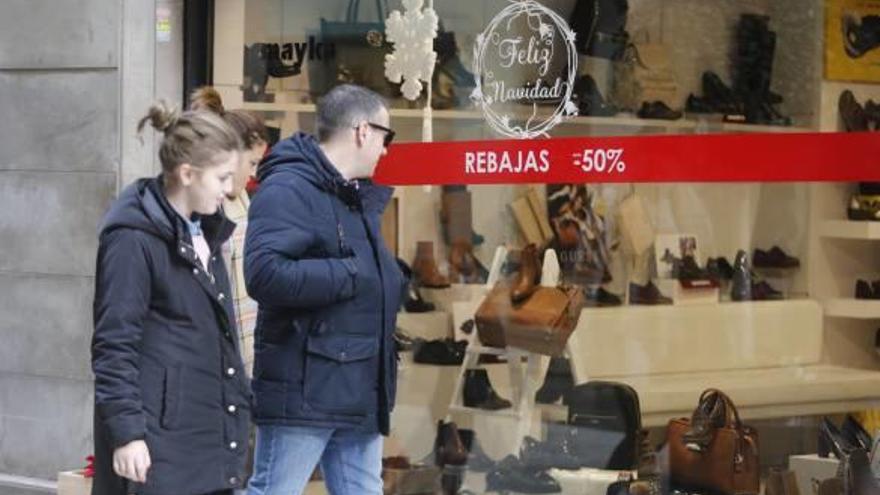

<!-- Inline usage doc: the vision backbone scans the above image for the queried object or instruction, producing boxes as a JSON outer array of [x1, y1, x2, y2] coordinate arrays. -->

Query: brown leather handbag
[[667, 389, 760, 495], [474, 282, 511, 348], [475, 283, 585, 356]]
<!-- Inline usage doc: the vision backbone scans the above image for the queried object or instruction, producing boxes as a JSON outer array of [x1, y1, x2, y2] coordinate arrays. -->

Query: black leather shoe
[[753, 246, 800, 269], [751, 280, 784, 300], [463, 369, 512, 410], [413, 339, 467, 365], [584, 286, 623, 307], [535, 357, 574, 404], [574, 75, 618, 117], [842, 414, 873, 451], [637, 101, 683, 120], [629, 281, 672, 305]]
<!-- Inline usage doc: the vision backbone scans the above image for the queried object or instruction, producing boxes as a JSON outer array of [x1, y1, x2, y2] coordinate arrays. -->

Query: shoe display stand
[[446, 247, 556, 436], [809, 81, 880, 376]]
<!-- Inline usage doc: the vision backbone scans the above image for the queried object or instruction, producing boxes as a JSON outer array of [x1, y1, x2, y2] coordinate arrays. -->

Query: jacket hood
[[258, 132, 393, 213], [100, 176, 235, 248]]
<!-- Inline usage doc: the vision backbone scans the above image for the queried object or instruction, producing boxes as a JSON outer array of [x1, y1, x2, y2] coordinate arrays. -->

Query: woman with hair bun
[[91, 101, 251, 495], [189, 87, 267, 378]]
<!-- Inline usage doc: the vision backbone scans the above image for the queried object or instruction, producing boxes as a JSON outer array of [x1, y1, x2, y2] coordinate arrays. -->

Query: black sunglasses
[[363, 122, 396, 147]]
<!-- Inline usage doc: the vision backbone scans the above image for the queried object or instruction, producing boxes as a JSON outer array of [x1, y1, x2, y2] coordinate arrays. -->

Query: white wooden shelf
[[819, 220, 880, 240], [824, 298, 880, 319], [238, 102, 811, 134]]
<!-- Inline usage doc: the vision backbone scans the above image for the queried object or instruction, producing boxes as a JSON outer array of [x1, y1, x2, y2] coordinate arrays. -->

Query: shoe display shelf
[[240, 101, 813, 137], [807, 81, 880, 375], [813, 186, 880, 321], [547, 298, 880, 427], [445, 247, 558, 446], [824, 299, 880, 319], [819, 220, 880, 240]]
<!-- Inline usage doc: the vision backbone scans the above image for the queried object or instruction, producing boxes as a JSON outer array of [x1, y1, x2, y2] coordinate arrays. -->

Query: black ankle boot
[[574, 75, 618, 116], [463, 369, 512, 410], [535, 357, 575, 404]]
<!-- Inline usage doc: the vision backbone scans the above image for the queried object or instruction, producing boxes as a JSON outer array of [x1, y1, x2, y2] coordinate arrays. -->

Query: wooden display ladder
[[445, 246, 565, 443]]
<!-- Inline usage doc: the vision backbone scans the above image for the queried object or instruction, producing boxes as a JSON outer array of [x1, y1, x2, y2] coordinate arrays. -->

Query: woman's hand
[[112, 439, 151, 483]]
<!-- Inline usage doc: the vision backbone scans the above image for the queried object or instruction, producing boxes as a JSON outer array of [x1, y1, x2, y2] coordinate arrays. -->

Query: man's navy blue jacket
[[245, 132, 404, 434]]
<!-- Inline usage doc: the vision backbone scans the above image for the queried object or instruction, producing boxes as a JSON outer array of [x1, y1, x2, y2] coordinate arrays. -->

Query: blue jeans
[[246, 425, 383, 495]]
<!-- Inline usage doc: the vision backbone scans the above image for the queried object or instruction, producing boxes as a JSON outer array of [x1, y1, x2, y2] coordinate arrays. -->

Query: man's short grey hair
[[316, 84, 388, 143]]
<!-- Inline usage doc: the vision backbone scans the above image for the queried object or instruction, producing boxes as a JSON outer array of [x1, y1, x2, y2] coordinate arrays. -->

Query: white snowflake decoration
[[384, 0, 438, 101]]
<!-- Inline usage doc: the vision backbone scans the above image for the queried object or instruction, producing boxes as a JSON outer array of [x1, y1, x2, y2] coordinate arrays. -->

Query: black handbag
[[314, 0, 395, 97], [565, 381, 642, 470]]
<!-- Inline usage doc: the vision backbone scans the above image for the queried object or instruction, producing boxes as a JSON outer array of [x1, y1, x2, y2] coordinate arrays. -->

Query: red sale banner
[[373, 132, 880, 185]]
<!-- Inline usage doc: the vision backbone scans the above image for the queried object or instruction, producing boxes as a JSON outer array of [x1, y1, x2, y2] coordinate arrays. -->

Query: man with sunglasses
[[244, 84, 404, 495]]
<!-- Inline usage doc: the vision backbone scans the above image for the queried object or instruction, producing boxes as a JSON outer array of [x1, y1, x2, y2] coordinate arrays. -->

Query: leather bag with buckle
[[667, 389, 760, 495], [474, 283, 585, 356]]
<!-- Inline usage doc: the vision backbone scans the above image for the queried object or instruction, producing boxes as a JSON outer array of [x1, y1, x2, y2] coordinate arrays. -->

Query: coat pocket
[[161, 363, 182, 429], [303, 331, 380, 415]]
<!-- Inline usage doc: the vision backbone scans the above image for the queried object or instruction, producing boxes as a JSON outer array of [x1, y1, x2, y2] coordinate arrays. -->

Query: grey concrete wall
[[0, 0, 157, 489]]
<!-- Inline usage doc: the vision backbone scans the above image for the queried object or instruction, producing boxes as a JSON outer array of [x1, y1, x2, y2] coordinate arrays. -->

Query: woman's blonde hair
[[137, 101, 243, 174]]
